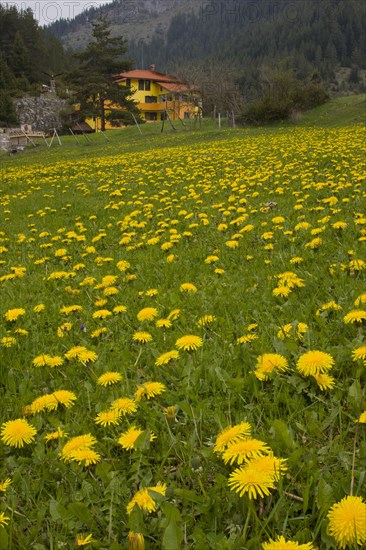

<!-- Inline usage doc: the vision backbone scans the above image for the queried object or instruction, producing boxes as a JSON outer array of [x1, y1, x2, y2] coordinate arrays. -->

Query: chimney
[[149, 64, 156, 72]]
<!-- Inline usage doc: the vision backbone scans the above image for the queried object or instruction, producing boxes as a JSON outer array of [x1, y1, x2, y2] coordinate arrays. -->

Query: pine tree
[[67, 15, 137, 131]]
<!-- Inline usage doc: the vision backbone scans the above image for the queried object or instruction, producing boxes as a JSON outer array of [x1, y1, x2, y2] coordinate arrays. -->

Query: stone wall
[[14, 95, 67, 133]]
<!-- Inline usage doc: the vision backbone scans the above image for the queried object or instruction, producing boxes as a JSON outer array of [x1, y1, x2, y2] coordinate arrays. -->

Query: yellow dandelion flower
[[45, 428, 68, 442], [296, 350, 334, 377], [316, 301, 342, 316], [262, 535, 315, 549], [57, 322, 72, 337], [127, 483, 166, 515], [60, 434, 97, 461], [113, 305, 127, 314], [70, 448, 101, 466], [354, 293, 366, 306], [167, 309, 180, 320], [0, 478, 12, 492], [33, 304, 45, 313], [4, 308, 25, 322], [343, 310, 366, 324], [349, 259, 366, 271], [197, 315, 216, 327], [0, 512, 10, 527], [272, 286, 292, 298], [13, 328, 28, 336], [135, 381, 166, 401], [132, 331, 153, 343], [91, 327, 107, 338], [204, 255, 219, 264], [0, 336, 16, 348], [95, 409, 122, 427], [155, 350, 179, 366], [214, 422, 252, 453], [116, 260, 131, 271], [254, 353, 288, 381], [236, 333, 258, 344], [222, 438, 271, 465], [175, 334, 203, 351], [92, 309, 112, 319], [51, 390, 77, 408], [137, 307, 158, 322], [356, 411, 366, 423], [228, 463, 275, 499], [180, 282, 197, 292], [155, 318, 172, 328], [118, 426, 155, 450], [97, 372, 123, 386], [1, 418, 37, 447], [215, 268, 225, 275], [59, 304, 82, 315], [128, 531, 145, 550], [312, 373, 335, 391], [76, 533, 95, 546], [33, 354, 52, 367], [111, 397, 138, 415], [95, 298, 107, 307], [327, 495, 366, 549]]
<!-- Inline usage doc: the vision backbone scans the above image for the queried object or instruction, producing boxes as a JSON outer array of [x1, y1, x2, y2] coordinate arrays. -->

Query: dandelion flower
[[111, 397, 138, 415], [228, 463, 275, 499], [127, 483, 166, 515], [32, 354, 52, 367], [296, 350, 334, 377], [0, 478, 12, 492], [92, 309, 112, 319], [167, 309, 180, 320], [76, 533, 95, 546], [155, 318, 172, 328], [128, 531, 145, 550], [33, 304, 45, 313], [352, 345, 366, 366], [1, 337, 17, 348], [1, 418, 37, 447], [327, 495, 366, 549], [343, 310, 366, 324], [313, 373, 335, 390], [4, 308, 25, 322], [135, 382, 166, 401], [273, 286, 292, 298], [113, 305, 127, 314], [155, 350, 179, 366], [60, 434, 96, 462], [254, 353, 288, 381], [95, 409, 122, 427], [214, 422, 252, 453], [262, 535, 315, 549], [356, 411, 366, 423], [180, 282, 197, 292], [236, 333, 258, 344], [118, 427, 155, 450], [45, 428, 68, 442], [137, 307, 158, 322], [132, 331, 153, 344], [97, 372, 123, 386], [175, 334, 203, 351], [222, 438, 271, 465], [354, 293, 366, 306], [0, 512, 10, 527], [70, 448, 101, 466], [197, 315, 216, 327]]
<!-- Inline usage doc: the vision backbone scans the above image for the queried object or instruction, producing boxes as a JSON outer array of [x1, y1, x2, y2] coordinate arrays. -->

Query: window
[[145, 80, 151, 91], [145, 96, 158, 103], [146, 112, 157, 121], [184, 111, 190, 119], [138, 79, 144, 90]]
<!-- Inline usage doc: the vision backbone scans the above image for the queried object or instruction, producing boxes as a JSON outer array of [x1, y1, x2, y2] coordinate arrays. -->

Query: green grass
[[0, 97, 365, 549]]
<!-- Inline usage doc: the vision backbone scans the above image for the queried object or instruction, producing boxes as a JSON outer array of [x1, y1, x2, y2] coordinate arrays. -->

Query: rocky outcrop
[[14, 95, 67, 133]]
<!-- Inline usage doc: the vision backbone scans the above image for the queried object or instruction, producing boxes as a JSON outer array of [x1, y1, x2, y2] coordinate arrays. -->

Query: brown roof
[[115, 69, 182, 84], [157, 81, 195, 93]]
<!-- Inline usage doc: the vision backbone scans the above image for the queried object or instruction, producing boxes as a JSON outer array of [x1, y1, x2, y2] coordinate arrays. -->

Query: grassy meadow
[[0, 96, 365, 549]]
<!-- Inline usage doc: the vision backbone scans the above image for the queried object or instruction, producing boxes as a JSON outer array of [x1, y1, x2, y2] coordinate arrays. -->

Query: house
[[116, 64, 200, 122], [85, 65, 200, 130]]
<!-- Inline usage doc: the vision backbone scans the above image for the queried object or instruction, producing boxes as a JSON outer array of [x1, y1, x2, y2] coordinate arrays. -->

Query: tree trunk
[[100, 97, 105, 131]]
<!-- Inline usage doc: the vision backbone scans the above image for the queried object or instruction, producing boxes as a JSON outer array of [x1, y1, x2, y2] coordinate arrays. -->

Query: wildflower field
[[0, 113, 365, 549]]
